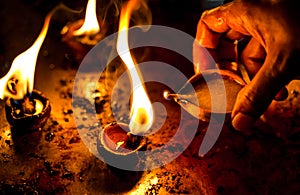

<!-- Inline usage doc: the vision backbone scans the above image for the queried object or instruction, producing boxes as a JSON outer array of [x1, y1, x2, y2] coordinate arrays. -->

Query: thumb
[[231, 53, 291, 130]]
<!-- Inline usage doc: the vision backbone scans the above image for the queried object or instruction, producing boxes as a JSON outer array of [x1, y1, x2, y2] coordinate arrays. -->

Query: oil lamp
[[98, 122, 146, 155], [97, 122, 147, 171], [0, 7, 53, 132], [5, 89, 51, 132], [115, 0, 154, 134], [165, 64, 247, 122], [61, 0, 106, 62], [98, 0, 152, 162]]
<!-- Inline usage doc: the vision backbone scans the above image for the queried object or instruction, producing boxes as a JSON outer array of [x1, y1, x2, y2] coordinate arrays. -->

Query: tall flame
[[73, 0, 100, 36], [116, 0, 153, 135], [0, 11, 53, 100]]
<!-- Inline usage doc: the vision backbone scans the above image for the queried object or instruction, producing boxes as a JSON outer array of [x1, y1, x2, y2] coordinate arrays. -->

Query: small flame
[[0, 11, 52, 100], [116, 0, 153, 135], [73, 0, 100, 36]]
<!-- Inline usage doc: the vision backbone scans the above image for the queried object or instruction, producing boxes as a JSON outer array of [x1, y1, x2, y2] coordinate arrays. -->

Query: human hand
[[193, 0, 300, 130]]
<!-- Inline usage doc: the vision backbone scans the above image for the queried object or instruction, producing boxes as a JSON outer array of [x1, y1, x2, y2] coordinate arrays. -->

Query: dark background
[[0, 0, 209, 72]]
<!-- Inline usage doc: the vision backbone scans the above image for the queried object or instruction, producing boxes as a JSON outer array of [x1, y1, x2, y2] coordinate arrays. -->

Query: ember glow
[[116, 0, 153, 135], [73, 0, 100, 36], [0, 11, 52, 100]]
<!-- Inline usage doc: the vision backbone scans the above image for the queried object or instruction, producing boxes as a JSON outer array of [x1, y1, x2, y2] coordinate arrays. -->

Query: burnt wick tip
[[163, 91, 178, 101]]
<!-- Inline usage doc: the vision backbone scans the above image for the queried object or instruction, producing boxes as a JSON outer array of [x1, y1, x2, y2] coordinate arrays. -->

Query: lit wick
[[116, 0, 153, 136], [99, 122, 146, 156], [163, 90, 178, 101], [0, 6, 55, 131], [97, 0, 152, 159], [0, 4, 69, 100], [61, 0, 106, 62], [5, 90, 51, 132], [163, 70, 246, 121], [0, 8, 53, 100], [72, 0, 100, 36]]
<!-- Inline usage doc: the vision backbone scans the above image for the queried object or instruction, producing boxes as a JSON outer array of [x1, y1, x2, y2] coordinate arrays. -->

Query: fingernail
[[232, 113, 256, 131]]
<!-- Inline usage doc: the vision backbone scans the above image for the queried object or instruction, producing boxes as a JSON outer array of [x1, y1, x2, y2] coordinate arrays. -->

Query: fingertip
[[232, 112, 256, 131]]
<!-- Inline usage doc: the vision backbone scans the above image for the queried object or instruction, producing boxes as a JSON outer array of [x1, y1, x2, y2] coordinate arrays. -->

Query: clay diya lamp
[[97, 122, 147, 170], [5, 89, 51, 133], [61, 19, 107, 63]]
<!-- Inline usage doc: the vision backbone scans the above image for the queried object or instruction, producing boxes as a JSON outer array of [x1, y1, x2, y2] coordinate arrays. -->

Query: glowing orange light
[[116, 0, 153, 135], [73, 0, 100, 36], [0, 11, 52, 100]]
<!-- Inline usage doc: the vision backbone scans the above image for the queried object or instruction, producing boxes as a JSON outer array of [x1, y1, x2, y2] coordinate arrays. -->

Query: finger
[[196, 1, 252, 47], [239, 38, 288, 102], [232, 87, 288, 130], [194, 4, 243, 72], [216, 28, 247, 63], [216, 61, 240, 76], [224, 29, 245, 41], [232, 53, 291, 131], [214, 29, 247, 70], [195, 5, 231, 48], [240, 38, 266, 78]]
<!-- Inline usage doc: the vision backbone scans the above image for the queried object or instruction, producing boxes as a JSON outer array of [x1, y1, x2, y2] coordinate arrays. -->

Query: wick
[[163, 91, 178, 101], [127, 132, 138, 144], [116, 141, 125, 150]]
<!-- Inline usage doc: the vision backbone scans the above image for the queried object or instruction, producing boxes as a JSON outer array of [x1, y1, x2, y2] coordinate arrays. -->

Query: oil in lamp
[[0, 8, 54, 133], [61, 0, 107, 62], [99, 122, 147, 155]]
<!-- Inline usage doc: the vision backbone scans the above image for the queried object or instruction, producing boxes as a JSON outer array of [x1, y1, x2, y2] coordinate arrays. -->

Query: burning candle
[[61, 0, 107, 62]]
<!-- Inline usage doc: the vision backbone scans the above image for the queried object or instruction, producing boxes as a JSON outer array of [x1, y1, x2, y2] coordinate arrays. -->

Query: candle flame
[[116, 0, 153, 135], [0, 11, 52, 100], [73, 0, 100, 36]]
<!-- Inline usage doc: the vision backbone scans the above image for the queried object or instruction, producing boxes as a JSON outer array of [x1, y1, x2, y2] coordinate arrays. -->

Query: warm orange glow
[[73, 0, 100, 36], [0, 11, 52, 100], [116, 0, 153, 135]]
